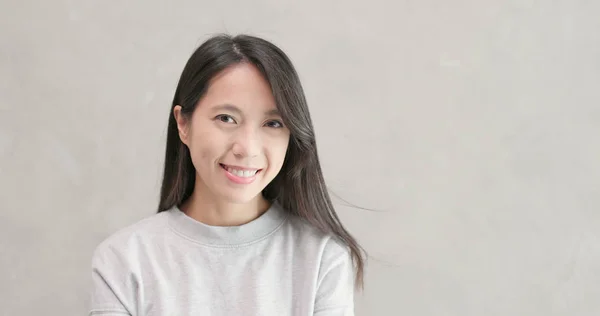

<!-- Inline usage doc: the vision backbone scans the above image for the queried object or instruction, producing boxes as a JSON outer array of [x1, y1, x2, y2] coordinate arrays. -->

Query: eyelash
[[214, 114, 284, 128], [216, 114, 235, 124], [265, 120, 284, 128]]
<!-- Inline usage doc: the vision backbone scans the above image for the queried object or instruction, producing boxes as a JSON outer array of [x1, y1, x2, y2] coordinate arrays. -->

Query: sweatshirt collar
[[167, 201, 288, 247]]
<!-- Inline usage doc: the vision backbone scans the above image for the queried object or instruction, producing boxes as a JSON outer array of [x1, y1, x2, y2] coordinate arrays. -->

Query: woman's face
[[174, 63, 290, 204]]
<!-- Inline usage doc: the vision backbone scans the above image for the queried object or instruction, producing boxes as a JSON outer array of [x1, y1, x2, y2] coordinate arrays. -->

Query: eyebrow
[[214, 104, 281, 116]]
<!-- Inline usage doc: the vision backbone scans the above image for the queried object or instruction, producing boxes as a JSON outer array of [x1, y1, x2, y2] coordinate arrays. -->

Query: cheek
[[268, 136, 290, 169], [188, 129, 220, 170]]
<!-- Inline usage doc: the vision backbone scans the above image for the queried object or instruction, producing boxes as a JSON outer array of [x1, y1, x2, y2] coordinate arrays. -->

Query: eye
[[215, 114, 236, 124], [265, 120, 284, 128]]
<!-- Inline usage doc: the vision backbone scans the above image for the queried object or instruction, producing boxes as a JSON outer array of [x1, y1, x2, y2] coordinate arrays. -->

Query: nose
[[231, 126, 261, 158]]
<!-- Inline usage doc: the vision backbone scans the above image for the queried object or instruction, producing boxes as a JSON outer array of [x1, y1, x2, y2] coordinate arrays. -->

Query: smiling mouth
[[219, 163, 262, 178]]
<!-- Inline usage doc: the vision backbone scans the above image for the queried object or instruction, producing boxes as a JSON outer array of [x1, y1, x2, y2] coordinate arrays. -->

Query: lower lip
[[221, 164, 260, 184]]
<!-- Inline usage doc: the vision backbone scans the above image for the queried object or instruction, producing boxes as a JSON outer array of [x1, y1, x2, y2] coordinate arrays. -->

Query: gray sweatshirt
[[89, 202, 355, 315]]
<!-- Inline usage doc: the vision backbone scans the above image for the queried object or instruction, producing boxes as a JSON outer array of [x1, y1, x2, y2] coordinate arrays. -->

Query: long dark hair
[[158, 33, 366, 289]]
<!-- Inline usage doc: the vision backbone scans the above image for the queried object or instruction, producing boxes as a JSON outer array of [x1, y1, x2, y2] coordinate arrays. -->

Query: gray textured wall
[[2, 0, 599, 315]]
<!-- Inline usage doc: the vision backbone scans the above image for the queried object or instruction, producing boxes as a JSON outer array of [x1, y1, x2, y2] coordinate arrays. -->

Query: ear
[[173, 105, 190, 146]]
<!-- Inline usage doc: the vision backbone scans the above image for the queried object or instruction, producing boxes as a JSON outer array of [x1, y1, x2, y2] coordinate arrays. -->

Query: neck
[[180, 182, 271, 227]]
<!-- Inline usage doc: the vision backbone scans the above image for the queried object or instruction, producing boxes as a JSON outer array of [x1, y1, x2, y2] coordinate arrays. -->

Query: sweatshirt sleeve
[[89, 242, 136, 316], [313, 237, 356, 316]]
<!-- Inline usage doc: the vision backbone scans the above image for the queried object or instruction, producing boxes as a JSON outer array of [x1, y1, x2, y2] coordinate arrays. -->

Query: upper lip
[[220, 163, 262, 171]]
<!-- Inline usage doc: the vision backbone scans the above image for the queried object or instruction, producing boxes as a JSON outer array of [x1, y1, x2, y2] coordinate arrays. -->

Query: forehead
[[200, 63, 277, 111]]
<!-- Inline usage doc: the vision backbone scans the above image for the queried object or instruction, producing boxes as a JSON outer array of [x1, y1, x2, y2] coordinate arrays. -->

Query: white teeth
[[226, 167, 258, 177]]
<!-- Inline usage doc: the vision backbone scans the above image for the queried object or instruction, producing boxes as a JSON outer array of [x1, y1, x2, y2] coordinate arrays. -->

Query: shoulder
[[91, 210, 171, 267], [281, 215, 356, 309], [89, 210, 171, 315], [283, 211, 353, 265]]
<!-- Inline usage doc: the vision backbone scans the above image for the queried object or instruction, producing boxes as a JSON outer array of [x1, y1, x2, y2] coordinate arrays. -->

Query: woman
[[90, 33, 366, 316]]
